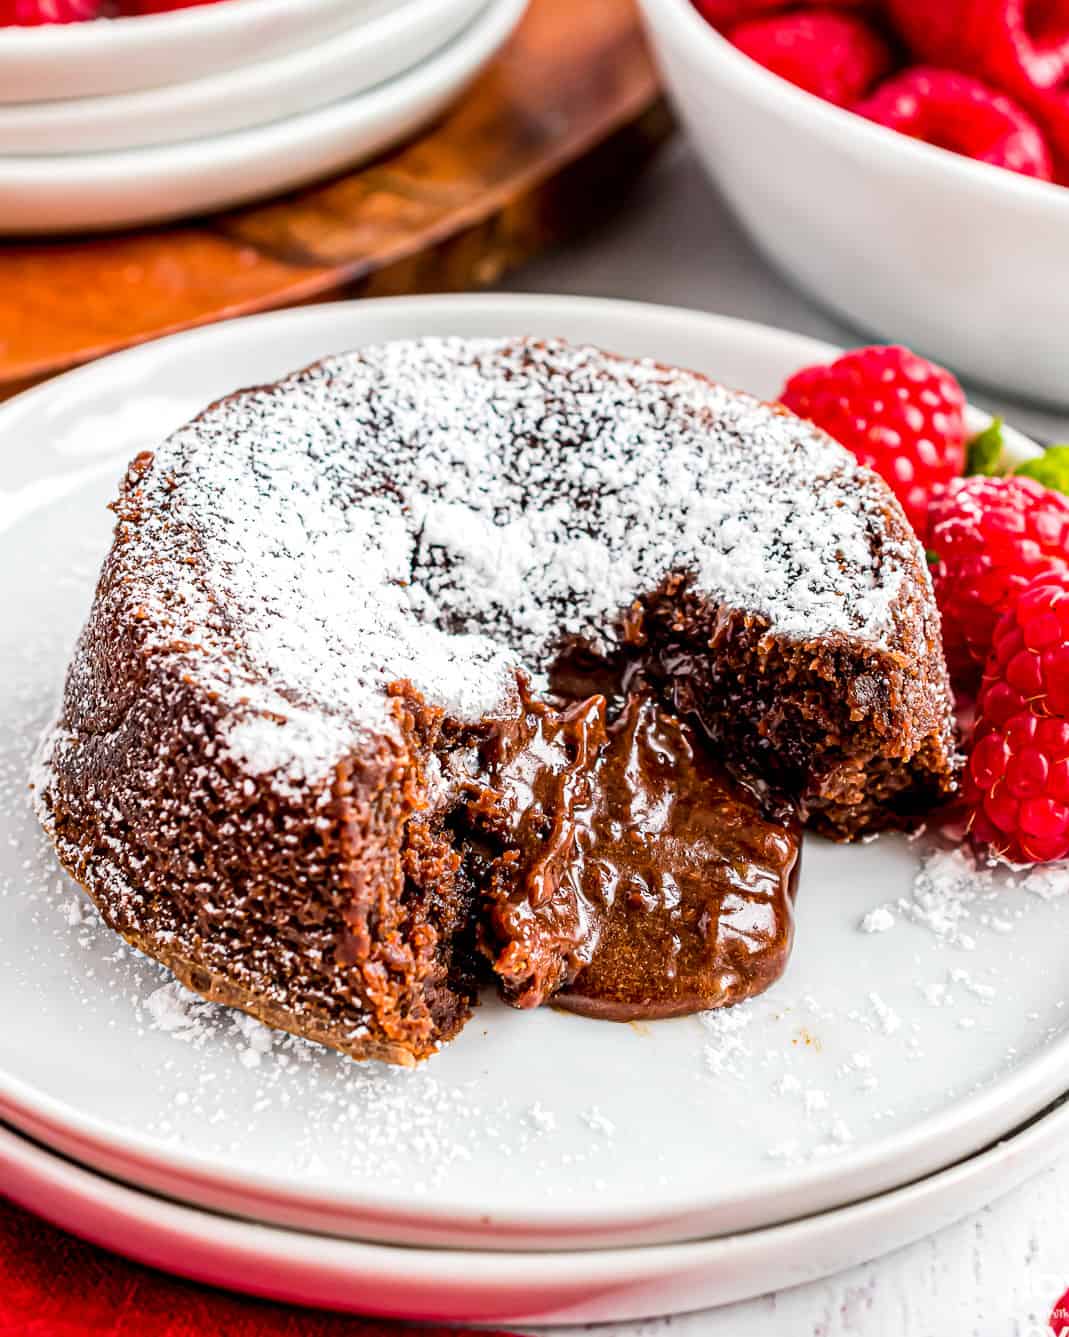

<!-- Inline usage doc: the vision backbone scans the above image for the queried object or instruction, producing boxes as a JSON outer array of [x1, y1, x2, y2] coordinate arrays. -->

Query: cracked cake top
[[93, 335, 924, 788]]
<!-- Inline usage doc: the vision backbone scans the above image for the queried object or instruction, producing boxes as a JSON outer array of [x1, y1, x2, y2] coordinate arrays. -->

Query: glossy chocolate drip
[[555, 691, 801, 1020], [465, 667, 801, 1020], [465, 687, 609, 1008]]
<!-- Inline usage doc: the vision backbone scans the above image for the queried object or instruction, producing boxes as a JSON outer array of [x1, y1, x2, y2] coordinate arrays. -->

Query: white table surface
[[509, 139, 1069, 1337]]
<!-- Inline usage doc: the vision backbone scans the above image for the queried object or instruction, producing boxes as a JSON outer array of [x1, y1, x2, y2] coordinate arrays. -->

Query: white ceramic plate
[[3, 1101, 1069, 1325], [0, 296, 1065, 1257], [0, 0, 487, 155], [0, 0, 401, 104], [0, 0, 526, 234]]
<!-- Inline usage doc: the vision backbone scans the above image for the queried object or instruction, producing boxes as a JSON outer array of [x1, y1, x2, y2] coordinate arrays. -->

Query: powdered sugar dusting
[[861, 845, 1069, 953], [700, 1000, 756, 1078], [860, 905, 896, 934], [855, 845, 1068, 1040], [145, 981, 211, 1034], [97, 337, 915, 786]]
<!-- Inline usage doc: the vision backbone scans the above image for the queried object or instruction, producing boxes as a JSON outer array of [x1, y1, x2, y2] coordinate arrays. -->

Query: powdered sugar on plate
[[858, 845, 1069, 953], [851, 845, 1068, 1081]]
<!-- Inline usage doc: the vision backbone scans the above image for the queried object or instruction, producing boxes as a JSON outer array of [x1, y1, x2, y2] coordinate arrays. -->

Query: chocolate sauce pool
[[464, 667, 801, 1021]]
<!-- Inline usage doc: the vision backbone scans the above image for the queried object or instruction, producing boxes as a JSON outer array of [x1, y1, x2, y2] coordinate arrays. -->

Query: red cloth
[[0, 1196, 521, 1337], [1053, 1288, 1069, 1335]]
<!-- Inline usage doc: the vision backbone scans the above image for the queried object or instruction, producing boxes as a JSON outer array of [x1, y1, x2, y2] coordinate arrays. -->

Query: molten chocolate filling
[[461, 663, 801, 1021]]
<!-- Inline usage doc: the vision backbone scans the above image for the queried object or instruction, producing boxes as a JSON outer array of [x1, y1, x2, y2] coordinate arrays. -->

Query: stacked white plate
[[0, 0, 527, 233], [2, 295, 1068, 1326]]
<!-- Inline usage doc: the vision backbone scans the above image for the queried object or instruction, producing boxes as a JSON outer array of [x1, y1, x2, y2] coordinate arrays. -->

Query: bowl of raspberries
[[637, 0, 1069, 408]]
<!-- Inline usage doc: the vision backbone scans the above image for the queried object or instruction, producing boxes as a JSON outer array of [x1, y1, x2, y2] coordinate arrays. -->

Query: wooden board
[[0, 0, 668, 398]]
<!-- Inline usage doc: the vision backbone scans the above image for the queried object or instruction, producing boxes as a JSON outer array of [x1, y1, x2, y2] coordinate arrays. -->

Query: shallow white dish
[[0, 0, 487, 155], [1, 294, 1065, 1254], [0, 0, 402, 105], [637, 0, 1069, 409], [0, 0, 525, 234], [4, 1102, 1069, 1325]]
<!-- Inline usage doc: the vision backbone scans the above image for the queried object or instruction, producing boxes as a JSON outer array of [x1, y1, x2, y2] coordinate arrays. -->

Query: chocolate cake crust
[[33, 337, 960, 1065]]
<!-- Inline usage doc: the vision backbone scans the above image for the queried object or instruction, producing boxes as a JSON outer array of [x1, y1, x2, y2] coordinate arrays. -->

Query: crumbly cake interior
[[33, 337, 959, 1065], [641, 574, 955, 835]]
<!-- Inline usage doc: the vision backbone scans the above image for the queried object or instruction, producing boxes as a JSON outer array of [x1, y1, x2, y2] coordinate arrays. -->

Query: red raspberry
[[0, 0, 98, 21], [884, 0, 1069, 102], [855, 67, 1055, 179], [964, 571, 1069, 864], [692, 0, 870, 29], [927, 475, 1069, 688], [728, 9, 895, 106], [780, 344, 967, 535], [1023, 85, 1069, 183]]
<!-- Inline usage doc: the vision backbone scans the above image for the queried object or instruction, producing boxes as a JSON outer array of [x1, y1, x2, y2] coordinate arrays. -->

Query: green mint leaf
[[966, 418, 1005, 476], [925, 548, 940, 566], [1015, 444, 1069, 497]]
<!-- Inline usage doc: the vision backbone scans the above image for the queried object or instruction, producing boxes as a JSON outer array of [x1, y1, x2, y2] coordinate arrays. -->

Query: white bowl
[[0, 0, 402, 104], [637, 0, 1069, 408], [0, 0, 527, 234], [0, 0, 486, 154]]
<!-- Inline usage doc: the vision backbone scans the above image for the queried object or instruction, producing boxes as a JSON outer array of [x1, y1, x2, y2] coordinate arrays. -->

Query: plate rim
[[0, 0, 520, 178], [1, 291, 1063, 1252], [2, 1095, 1068, 1323], [0, 0, 488, 157], [0, 0, 398, 104]]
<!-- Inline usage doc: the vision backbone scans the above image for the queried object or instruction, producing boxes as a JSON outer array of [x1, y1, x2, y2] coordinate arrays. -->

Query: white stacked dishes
[[0, 0, 527, 232], [5, 1105, 1068, 1326]]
